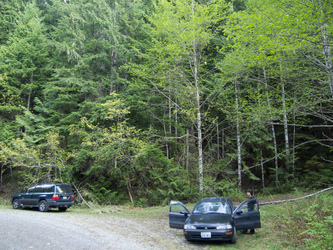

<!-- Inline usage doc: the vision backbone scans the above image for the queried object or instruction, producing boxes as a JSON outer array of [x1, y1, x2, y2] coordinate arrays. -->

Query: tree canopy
[[0, 0, 332, 205]]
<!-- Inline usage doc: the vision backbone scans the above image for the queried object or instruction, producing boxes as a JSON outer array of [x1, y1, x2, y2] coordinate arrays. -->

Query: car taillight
[[71, 195, 74, 200], [52, 194, 59, 200]]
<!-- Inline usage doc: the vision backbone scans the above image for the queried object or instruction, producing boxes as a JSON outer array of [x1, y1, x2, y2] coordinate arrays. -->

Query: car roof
[[35, 183, 69, 185]]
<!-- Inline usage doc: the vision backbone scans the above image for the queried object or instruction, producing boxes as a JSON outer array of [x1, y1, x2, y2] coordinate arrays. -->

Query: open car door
[[169, 200, 190, 229], [233, 199, 261, 230]]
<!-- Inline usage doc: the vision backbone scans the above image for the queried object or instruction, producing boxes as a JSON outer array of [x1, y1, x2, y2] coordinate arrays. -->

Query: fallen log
[[259, 187, 333, 206], [72, 182, 91, 208]]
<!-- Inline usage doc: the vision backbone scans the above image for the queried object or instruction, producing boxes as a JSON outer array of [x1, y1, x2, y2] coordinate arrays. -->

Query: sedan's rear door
[[169, 200, 190, 229], [233, 199, 261, 230]]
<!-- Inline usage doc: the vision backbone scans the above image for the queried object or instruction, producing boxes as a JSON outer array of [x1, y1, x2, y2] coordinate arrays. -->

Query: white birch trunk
[[235, 80, 242, 187], [279, 57, 290, 172], [320, 7, 333, 94], [192, 0, 203, 192]]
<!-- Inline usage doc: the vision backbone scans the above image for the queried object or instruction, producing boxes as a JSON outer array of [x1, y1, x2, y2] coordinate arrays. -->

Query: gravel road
[[0, 208, 203, 250]]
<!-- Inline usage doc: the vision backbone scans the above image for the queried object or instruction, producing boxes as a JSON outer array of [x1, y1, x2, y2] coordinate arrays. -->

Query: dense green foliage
[[0, 0, 332, 206]]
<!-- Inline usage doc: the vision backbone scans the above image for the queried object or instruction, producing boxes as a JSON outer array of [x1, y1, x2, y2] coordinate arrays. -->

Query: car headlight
[[184, 224, 196, 230], [216, 223, 232, 230]]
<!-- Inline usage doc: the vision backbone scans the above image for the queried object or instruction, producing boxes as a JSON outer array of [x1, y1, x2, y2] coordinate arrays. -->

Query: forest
[[0, 0, 332, 206]]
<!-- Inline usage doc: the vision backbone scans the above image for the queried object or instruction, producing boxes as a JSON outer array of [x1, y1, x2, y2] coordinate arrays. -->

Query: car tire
[[12, 199, 20, 209], [58, 207, 67, 212], [38, 200, 49, 212], [231, 227, 237, 244]]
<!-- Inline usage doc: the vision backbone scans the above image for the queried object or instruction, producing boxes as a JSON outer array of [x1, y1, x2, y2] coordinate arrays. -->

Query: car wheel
[[38, 200, 49, 212], [231, 227, 237, 244], [12, 199, 20, 209], [58, 207, 67, 212]]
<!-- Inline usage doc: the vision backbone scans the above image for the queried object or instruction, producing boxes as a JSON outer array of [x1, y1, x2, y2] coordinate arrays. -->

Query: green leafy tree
[[128, 0, 230, 192], [222, 0, 333, 188], [68, 93, 148, 204]]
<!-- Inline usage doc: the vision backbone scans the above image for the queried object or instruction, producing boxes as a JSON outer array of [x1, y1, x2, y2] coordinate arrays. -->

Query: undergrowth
[[271, 191, 333, 249]]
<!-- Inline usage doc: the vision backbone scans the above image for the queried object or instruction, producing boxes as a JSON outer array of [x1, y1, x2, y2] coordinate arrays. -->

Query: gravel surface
[[0, 208, 204, 250]]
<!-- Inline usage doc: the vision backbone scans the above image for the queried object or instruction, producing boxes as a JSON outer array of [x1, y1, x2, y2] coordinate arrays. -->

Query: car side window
[[238, 199, 258, 213], [43, 185, 54, 192], [35, 186, 43, 192], [27, 186, 35, 193], [171, 204, 187, 213]]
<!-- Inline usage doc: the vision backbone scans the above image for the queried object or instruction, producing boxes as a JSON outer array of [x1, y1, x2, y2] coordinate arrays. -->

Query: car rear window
[[56, 185, 73, 194]]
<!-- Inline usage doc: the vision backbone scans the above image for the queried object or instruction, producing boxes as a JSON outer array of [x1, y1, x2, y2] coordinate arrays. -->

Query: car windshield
[[192, 201, 231, 214]]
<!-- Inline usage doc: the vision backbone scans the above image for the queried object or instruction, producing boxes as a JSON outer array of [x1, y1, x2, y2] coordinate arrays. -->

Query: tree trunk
[[192, 0, 203, 192], [164, 107, 169, 159], [222, 129, 225, 159], [279, 55, 290, 175], [263, 67, 279, 186], [0, 164, 3, 187], [292, 106, 296, 178], [272, 124, 279, 186], [261, 149, 265, 189], [235, 80, 242, 188], [169, 91, 172, 159], [175, 95, 178, 158], [186, 128, 189, 171], [320, 8, 333, 94], [217, 118, 219, 160]]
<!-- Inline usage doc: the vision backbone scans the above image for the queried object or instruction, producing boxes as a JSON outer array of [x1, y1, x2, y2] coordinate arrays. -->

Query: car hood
[[186, 213, 232, 225]]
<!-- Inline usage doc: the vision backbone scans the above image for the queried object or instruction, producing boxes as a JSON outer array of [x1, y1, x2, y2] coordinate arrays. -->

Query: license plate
[[62, 196, 68, 200], [201, 232, 211, 238]]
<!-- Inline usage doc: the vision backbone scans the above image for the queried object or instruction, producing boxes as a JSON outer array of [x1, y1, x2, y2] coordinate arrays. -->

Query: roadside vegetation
[[1, 190, 331, 249]]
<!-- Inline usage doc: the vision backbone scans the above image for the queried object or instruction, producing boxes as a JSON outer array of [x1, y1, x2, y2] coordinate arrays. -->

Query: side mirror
[[236, 210, 243, 215], [180, 210, 189, 215]]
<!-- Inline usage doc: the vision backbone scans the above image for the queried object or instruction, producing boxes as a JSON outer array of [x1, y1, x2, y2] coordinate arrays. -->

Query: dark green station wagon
[[11, 183, 75, 212]]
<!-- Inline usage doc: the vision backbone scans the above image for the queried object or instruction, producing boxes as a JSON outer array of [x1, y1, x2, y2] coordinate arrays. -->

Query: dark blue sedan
[[169, 197, 261, 244]]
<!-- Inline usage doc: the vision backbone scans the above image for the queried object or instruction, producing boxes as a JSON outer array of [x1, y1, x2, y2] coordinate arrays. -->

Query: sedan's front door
[[169, 200, 190, 229], [233, 199, 261, 230]]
